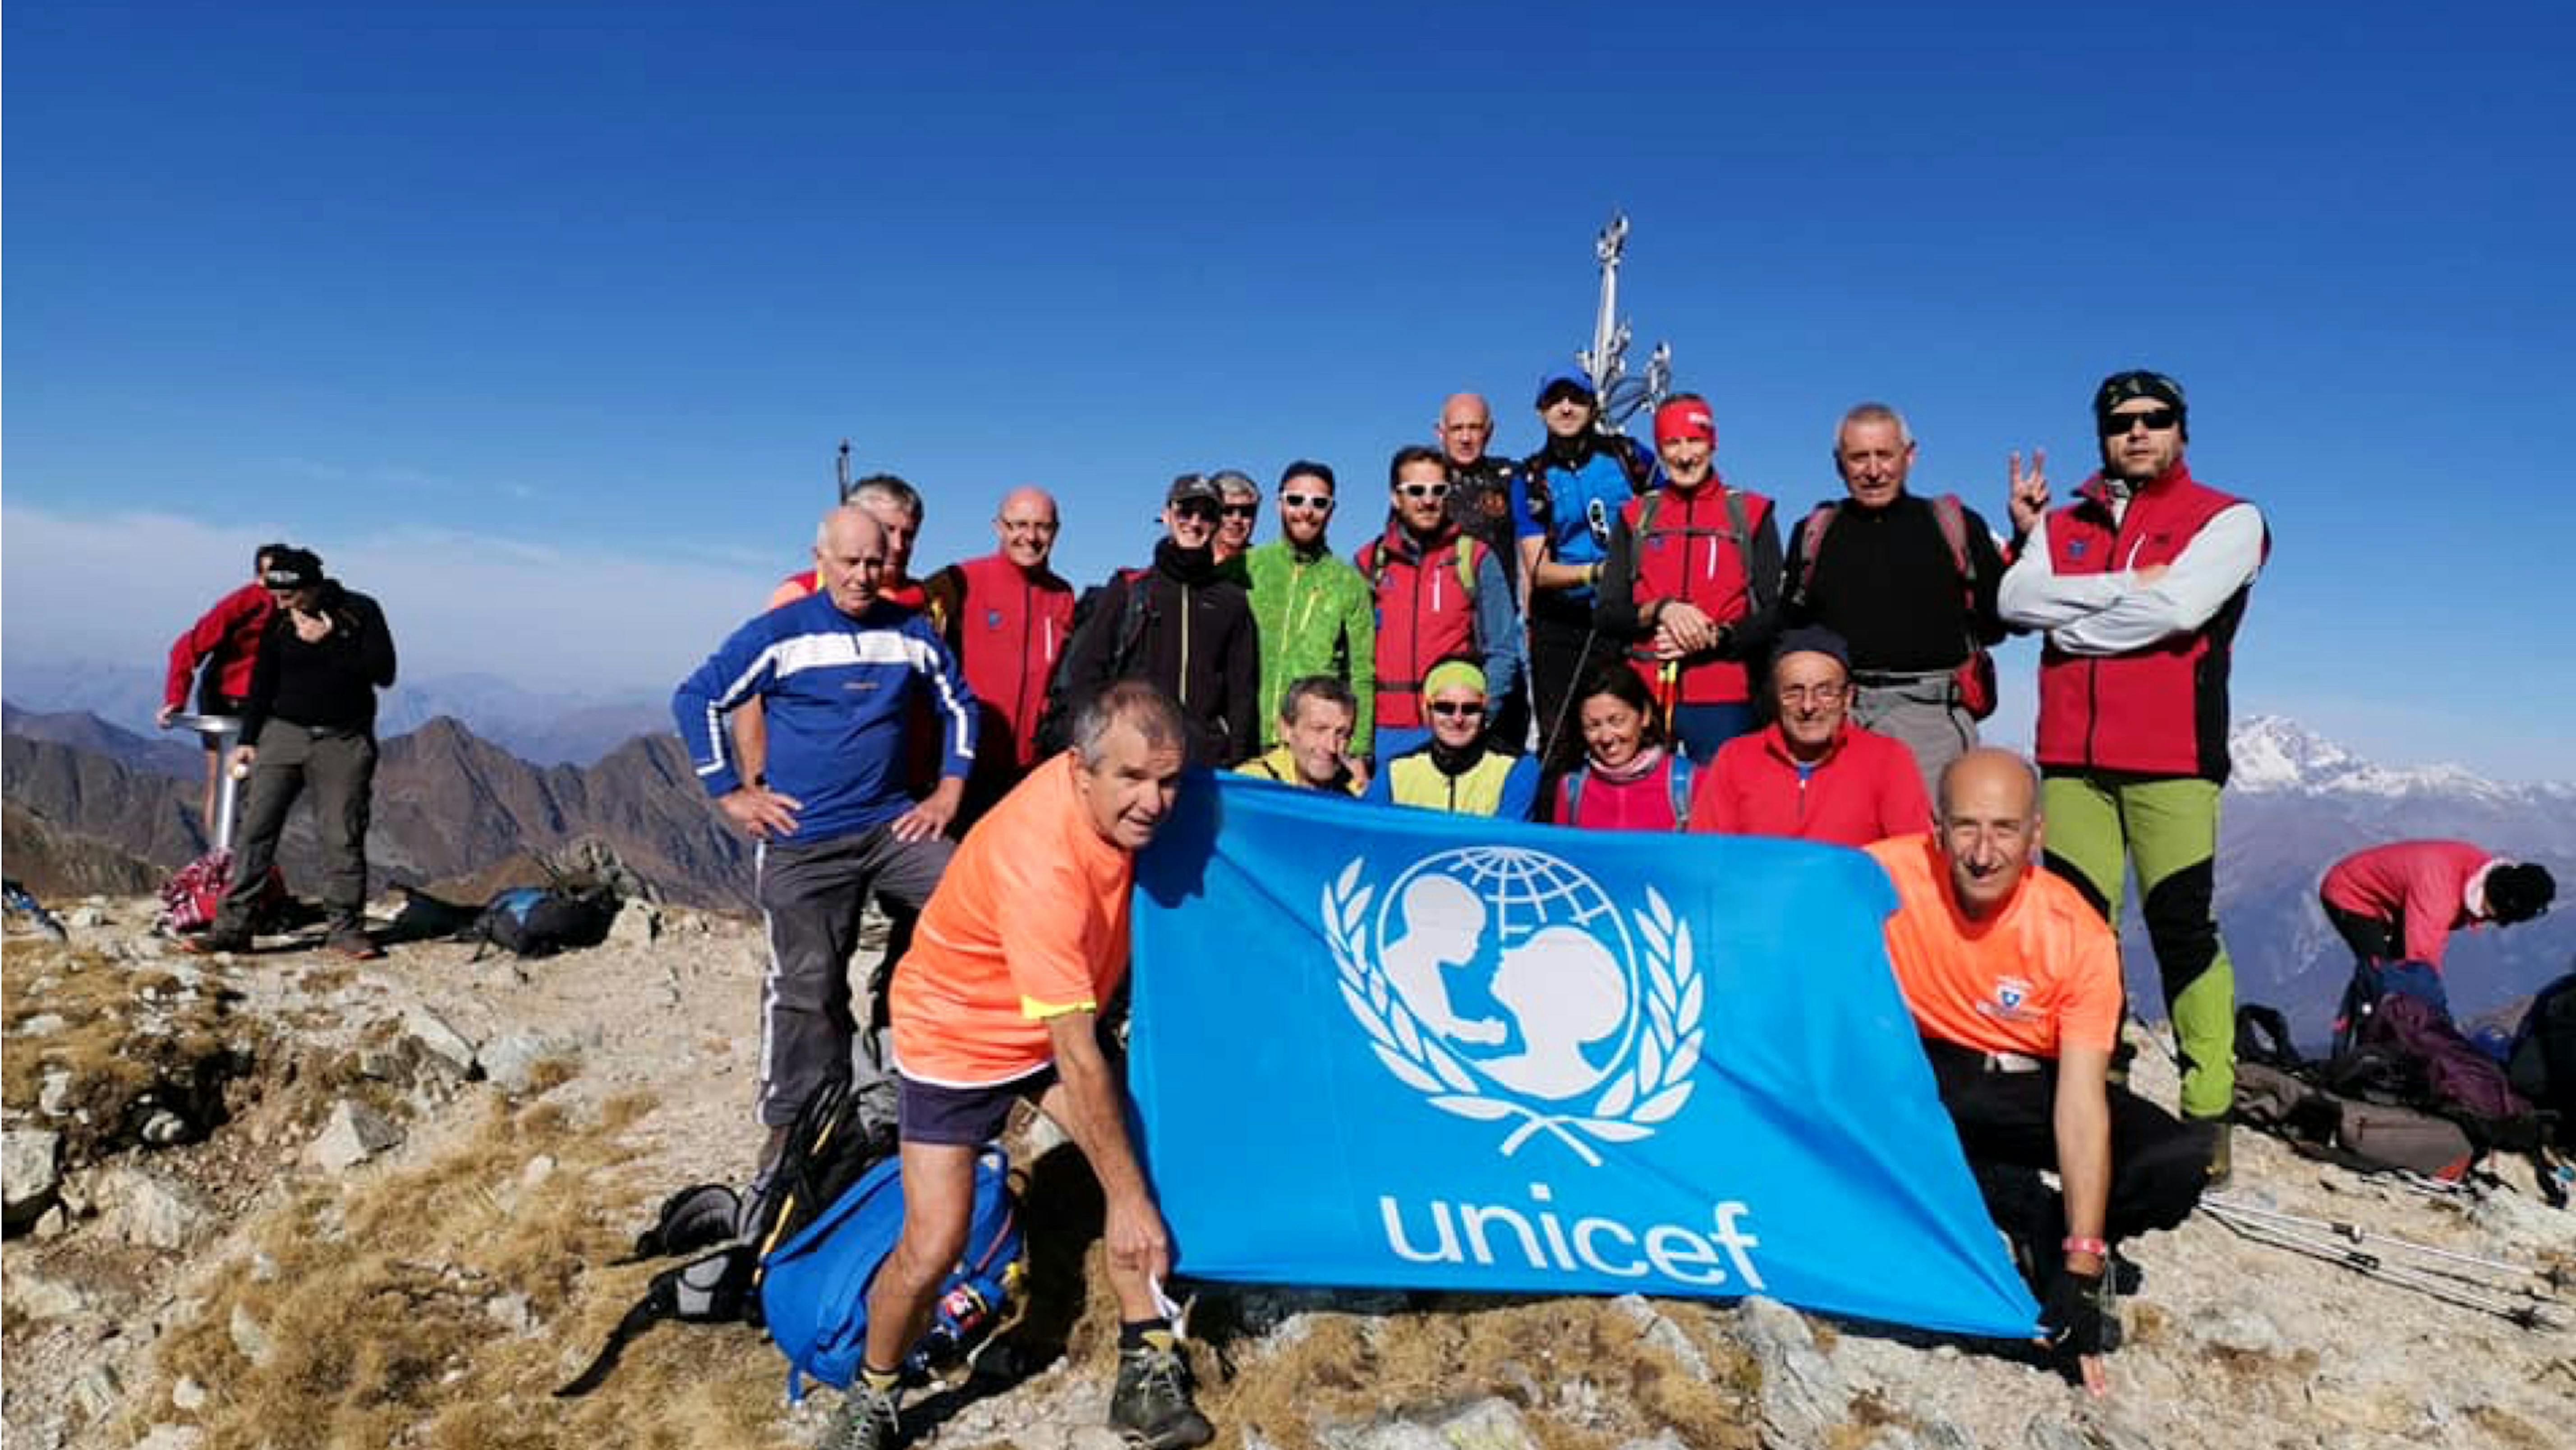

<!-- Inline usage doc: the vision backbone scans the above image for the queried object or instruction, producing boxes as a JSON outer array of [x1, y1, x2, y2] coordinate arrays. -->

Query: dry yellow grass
[[1, 940, 260, 1161]]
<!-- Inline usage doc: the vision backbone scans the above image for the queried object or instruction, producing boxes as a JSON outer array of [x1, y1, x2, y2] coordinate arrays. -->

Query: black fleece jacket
[[1058, 538, 1259, 767], [240, 582, 398, 743]]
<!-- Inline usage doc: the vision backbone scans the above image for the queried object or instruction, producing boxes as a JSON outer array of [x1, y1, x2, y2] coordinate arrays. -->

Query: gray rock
[[480, 1032, 573, 1095], [32, 1204, 69, 1239], [2022, 1419, 2093, 1450], [357, 1047, 404, 1080], [4, 1127, 62, 1232], [1611, 1294, 1710, 1378], [1326, 1398, 1540, 1450], [521, 1155, 557, 1190], [307, 1099, 404, 1170], [607, 898, 661, 948], [230, 1302, 274, 1365], [1731, 1296, 1849, 1450], [485, 1290, 535, 1334], [2194, 1302, 2287, 1357], [69, 1363, 121, 1425], [134, 1424, 204, 1450], [1614, 1436, 1691, 1450], [401, 1006, 478, 1076], [172, 1376, 209, 1412], [17, 1013, 67, 1036], [142, 1110, 190, 1146], [99, 1166, 212, 1248], [38, 1070, 74, 1117], [3, 1268, 92, 1321], [66, 906, 107, 928]]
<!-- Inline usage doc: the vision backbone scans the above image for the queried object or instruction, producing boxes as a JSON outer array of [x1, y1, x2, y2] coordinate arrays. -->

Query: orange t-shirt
[[1864, 834, 2122, 1059], [890, 752, 1133, 1086]]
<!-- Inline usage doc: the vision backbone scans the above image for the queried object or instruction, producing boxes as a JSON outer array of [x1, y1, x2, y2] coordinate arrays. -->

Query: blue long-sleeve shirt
[[672, 591, 976, 844], [1467, 545, 1527, 712]]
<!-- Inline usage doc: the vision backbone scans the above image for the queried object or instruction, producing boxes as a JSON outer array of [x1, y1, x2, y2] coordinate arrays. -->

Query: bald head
[[1935, 748, 2043, 919], [995, 486, 1061, 569], [1437, 392, 1495, 467], [813, 505, 888, 616]]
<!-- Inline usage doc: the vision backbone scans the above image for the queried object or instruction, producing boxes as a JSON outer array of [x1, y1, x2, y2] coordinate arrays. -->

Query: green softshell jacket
[[1244, 538, 1376, 755]]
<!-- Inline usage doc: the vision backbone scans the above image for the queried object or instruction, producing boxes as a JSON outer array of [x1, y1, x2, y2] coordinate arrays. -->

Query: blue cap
[[1534, 370, 1597, 407]]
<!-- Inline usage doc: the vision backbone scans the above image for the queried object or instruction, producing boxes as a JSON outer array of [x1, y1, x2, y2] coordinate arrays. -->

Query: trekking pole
[[2199, 1201, 2558, 1327], [2201, 1195, 2554, 1284], [1536, 628, 1599, 770]]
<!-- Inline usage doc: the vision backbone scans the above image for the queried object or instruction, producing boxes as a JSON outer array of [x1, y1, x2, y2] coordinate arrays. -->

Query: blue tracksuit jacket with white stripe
[[671, 591, 977, 845]]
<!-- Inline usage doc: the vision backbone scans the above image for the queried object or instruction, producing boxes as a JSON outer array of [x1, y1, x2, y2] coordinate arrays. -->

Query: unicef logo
[[1324, 846, 1701, 1164]]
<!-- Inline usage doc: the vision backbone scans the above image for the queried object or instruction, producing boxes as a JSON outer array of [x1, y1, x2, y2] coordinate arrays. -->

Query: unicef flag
[[1127, 774, 2040, 1340]]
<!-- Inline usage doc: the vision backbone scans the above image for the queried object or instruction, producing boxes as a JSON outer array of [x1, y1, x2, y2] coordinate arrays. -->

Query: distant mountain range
[[0, 658, 668, 766], [3, 707, 750, 909], [5, 702, 2565, 1033]]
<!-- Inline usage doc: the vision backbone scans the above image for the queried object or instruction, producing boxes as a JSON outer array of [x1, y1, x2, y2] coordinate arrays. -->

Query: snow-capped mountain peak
[[2228, 715, 2558, 802]]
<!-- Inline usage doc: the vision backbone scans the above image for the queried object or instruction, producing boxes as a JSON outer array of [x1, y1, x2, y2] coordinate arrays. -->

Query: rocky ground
[[3, 892, 2570, 1450]]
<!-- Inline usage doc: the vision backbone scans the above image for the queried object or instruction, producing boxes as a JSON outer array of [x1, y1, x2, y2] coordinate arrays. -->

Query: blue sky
[[7, 1, 2571, 777]]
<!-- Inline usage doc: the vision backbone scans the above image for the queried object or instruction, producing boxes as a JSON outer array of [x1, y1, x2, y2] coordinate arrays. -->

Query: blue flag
[[1127, 774, 2039, 1340]]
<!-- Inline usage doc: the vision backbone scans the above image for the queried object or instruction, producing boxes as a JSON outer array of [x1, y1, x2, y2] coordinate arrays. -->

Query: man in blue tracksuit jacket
[[673, 506, 977, 1149]]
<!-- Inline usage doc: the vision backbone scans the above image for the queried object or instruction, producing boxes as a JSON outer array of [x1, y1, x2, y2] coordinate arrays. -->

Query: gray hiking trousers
[[754, 825, 952, 1131], [1852, 669, 1977, 803], [218, 721, 376, 938]]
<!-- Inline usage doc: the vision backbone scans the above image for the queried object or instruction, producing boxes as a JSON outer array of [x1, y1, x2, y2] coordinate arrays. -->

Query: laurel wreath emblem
[[1323, 857, 1701, 1166]]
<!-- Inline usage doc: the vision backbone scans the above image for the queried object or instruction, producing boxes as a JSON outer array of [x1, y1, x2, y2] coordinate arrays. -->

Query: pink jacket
[[2319, 839, 2494, 969]]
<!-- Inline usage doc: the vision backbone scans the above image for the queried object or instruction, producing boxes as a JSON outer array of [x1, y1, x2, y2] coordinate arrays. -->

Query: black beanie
[[2487, 863, 2556, 923]]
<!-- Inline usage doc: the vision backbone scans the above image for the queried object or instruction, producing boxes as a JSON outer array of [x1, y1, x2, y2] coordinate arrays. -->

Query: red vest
[[1619, 480, 1771, 704], [2033, 465, 2263, 780], [1356, 521, 1484, 730], [947, 553, 1076, 769]]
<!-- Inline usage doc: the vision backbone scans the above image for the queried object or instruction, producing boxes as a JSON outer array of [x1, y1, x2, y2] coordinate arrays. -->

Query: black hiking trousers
[[1919, 1038, 2210, 1246]]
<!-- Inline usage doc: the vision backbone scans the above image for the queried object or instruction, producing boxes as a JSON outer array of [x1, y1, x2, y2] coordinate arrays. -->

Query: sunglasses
[[1173, 501, 1220, 521], [1280, 492, 1334, 511], [1396, 482, 1452, 501], [1219, 503, 1259, 519], [2101, 407, 2179, 436], [1428, 700, 1486, 718]]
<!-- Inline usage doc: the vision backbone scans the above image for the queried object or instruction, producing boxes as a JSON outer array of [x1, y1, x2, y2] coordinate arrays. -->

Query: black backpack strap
[[614, 1183, 743, 1264], [553, 1246, 755, 1397]]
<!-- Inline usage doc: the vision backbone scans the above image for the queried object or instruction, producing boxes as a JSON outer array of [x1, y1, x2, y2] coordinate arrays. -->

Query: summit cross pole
[[1573, 211, 1672, 434], [835, 438, 854, 502]]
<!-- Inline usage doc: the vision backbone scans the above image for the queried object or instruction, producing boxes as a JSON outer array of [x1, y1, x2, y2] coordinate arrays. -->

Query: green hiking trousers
[[2040, 770, 2236, 1122]]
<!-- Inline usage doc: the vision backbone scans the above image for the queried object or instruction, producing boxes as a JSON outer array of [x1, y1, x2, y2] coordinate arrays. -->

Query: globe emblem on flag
[[1324, 847, 1703, 1164]]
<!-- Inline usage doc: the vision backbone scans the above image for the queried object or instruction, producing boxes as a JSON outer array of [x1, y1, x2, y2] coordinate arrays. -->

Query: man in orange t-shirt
[[1867, 748, 2207, 1396], [838, 680, 1212, 1450]]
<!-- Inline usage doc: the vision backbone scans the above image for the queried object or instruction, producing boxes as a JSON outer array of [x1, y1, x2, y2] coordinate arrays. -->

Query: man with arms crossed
[[833, 682, 1210, 1450]]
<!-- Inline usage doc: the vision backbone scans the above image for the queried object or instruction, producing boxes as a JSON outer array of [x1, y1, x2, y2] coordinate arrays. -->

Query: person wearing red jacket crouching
[[159, 541, 290, 838], [1687, 626, 1929, 848]]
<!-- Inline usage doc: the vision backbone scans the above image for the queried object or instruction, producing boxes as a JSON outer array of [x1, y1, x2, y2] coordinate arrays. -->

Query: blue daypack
[[760, 1146, 1023, 1399]]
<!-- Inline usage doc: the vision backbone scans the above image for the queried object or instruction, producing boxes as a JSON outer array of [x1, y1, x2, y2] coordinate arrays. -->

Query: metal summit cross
[[1575, 210, 1672, 434]]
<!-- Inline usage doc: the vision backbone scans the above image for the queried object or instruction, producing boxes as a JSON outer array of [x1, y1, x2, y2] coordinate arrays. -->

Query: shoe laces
[[1123, 1345, 1193, 1413], [822, 1384, 900, 1450]]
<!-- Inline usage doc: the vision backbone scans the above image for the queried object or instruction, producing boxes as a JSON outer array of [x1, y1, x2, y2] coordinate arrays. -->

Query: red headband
[[1654, 399, 1716, 445]]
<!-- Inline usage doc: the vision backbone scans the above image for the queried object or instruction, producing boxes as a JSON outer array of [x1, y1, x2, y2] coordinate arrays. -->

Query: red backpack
[[157, 849, 288, 934]]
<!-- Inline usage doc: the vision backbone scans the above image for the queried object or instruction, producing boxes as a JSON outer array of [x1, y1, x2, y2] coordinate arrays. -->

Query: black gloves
[[2040, 1263, 2111, 1358]]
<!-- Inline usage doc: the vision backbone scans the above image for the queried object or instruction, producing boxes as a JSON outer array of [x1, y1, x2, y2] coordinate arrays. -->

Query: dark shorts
[[897, 1067, 1058, 1147], [194, 688, 249, 737]]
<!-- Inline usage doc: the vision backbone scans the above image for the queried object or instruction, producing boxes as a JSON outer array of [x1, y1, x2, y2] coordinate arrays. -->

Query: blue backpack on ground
[[761, 1145, 1023, 1400]]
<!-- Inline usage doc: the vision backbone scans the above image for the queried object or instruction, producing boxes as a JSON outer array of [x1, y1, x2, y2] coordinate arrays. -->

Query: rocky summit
[[2, 895, 2569, 1450]]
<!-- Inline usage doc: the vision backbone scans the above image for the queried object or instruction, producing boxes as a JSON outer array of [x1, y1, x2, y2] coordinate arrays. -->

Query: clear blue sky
[[8, 1, 2571, 776]]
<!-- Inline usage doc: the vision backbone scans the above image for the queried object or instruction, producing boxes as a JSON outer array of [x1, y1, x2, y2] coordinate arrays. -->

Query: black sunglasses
[[1429, 700, 1486, 718], [1219, 504, 1259, 519], [2101, 407, 2179, 436], [1173, 500, 1220, 521]]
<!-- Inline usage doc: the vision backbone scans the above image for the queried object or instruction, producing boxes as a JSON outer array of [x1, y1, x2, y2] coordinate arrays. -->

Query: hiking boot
[[2201, 1119, 2234, 1190], [819, 1381, 901, 1450], [1108, 1343, 1214, 1450], [179, 929, 252, 956], [328, 930, 384, 961]]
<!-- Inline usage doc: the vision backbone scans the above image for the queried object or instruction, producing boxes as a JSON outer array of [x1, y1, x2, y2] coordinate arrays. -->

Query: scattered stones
[[4, 1127, 63, 1232], [32, 1204, 69, 1239], [3, 1268, 92, 1321], [66, 906, 108, 929], [230, 1302, 274, 1366], [400, 1006, 478, 1077], [485, 1290, 535, 1334], [172, 1376, 210, 1412], [38, 1070, 74, 1117], [306, 1099, 405, 1170], [1325, 1397, 1540, 1450], [1611, 1294, 1710, 1378], [521, 1154, 557, 1190], [607, 898, 661, 948], [98, 1166, 213, 1248], [2193, 1302, 2287, 1357], [17, 1012, 68, 1036], [480, 1031, 573, 1094], [1731, 1296, 1850, 1450], [135, 1423, 205, 1450], [142, 1110, 191, 1146], [357, 1047, 405, 1080], [70, 1363, 123, 1424]]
